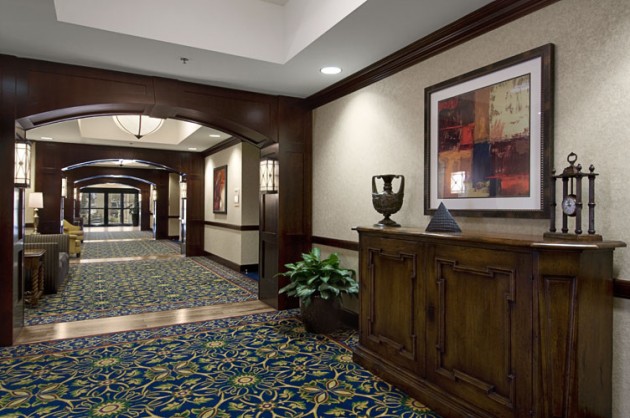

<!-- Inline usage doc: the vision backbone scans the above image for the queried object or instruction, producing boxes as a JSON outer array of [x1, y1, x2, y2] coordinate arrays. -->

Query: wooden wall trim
[[614, 279, 630, 300], [202, 252, 257, 273], [312, 235, 359, 252], [202, 137, 243, 157], [205, 220, 259, 231], [306, 0, 560, 108]]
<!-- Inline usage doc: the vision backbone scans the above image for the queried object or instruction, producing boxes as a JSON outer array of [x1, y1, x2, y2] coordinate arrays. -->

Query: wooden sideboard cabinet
[[354, 226, 625, 418]]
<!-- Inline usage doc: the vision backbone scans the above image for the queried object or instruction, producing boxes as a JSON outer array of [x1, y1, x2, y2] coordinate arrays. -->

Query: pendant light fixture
[[113, 115, 164, 139]]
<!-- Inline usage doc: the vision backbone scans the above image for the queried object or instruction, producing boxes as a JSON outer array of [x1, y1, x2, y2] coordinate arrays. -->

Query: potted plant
[[278, 247, 359, 333]]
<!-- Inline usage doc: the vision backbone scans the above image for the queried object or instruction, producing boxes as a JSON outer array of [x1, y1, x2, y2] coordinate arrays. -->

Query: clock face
[[562, 194, 577, 216]]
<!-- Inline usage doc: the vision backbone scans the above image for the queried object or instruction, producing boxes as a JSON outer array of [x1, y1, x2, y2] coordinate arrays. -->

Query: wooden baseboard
[[204, 252, 258, 274], [339, 307, 358, 329], [614, 279, 630, 300]]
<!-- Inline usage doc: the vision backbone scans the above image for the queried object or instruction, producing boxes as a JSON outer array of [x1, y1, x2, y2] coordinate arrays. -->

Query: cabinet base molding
[[354, 345, 490, 418]]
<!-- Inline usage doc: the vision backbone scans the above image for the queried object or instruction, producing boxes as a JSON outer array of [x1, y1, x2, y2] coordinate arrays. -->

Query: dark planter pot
[[300, 296, 341, 334], [131, 213, 139, 226]]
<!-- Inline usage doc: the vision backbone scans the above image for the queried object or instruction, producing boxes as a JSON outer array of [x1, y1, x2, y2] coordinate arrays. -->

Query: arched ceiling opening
[[28, 116, 232, 153]]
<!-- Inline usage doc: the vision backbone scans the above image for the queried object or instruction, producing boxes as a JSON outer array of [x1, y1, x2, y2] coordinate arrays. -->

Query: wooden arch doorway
[[1, 56, 312, 346]]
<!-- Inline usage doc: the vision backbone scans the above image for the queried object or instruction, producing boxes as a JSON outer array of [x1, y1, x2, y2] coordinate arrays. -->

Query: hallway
[[18, 226, 268, 345]]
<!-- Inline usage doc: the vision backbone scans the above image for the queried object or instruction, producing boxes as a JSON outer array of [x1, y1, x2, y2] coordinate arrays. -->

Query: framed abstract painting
[[424, 43, 554, 218], [213, 165, 228, 214]]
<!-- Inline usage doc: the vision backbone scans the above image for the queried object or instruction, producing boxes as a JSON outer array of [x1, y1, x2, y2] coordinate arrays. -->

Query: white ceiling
[[1, 0, 493, 152]]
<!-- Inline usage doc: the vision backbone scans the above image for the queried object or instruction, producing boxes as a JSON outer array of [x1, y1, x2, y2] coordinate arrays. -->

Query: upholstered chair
[[63, 219, 84, 242], [67, 233, 81, 257]]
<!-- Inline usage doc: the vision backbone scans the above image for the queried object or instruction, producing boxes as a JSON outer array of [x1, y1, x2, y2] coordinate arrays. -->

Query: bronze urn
[[372, 174, 404, 227]]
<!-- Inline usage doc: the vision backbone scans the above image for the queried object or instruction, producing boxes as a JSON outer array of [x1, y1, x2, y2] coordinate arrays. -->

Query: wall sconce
[[14, 139, 32, 188], [260, 159, 278, 193], [180, 181, 187, 199], [28, 192, 44, 234], [152, 189, 158, 202], [61, 177, 68, 198], [74, 188, 78, 201]]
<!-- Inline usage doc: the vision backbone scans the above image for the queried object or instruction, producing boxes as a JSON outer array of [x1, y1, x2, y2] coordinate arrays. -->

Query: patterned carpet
[[83, 230, 155, 241], [0, 311, 440, 417], [25, 257, 258, 325], [80, 239, 181, 259]]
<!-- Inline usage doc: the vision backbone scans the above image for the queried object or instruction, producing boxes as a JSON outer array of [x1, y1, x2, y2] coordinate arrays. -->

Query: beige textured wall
[[168, 173, 180, 236], [204, 142, 259, 265], [312, 0, 630, 415]]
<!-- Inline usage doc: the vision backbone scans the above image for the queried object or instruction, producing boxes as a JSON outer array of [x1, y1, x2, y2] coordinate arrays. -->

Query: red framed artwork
[[424, 44, 554, 218], [213, 165, 227, 214]]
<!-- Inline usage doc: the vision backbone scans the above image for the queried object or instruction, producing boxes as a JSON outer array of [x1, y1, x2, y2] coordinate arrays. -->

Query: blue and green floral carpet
[[25, 257, 258, 325], [83, 230, 155, 241], [0, 311, 440, 417], [80, 239, 181, 259]]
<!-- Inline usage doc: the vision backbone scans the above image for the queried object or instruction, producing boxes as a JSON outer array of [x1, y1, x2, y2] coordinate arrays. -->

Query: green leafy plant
[[278, 247, 359, 307]]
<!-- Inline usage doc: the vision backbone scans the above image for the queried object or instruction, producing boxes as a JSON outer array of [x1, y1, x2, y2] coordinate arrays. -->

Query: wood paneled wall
[[0, 54, 312, 346]]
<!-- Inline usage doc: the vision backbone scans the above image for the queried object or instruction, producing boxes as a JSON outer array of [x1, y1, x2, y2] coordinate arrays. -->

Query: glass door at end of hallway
[[80, 189, 139, 227]]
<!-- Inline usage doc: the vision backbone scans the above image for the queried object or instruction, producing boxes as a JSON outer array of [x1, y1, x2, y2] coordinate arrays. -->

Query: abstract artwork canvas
[[424, 44, 554, 218]]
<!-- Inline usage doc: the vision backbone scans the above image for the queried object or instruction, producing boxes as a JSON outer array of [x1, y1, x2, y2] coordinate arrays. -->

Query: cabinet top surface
[[354, 226, 626, 250]]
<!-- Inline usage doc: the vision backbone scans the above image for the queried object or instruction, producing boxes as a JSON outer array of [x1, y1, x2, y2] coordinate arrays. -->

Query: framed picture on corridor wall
[[213, 165, 228, 214], [424, 43, 554, 218]]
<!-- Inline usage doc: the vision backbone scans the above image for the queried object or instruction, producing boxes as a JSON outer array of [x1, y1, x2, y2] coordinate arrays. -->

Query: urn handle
[[371, 175, 378, 194], [372, 175, 405, 194]]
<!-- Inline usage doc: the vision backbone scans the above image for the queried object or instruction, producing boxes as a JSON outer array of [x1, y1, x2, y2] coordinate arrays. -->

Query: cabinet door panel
[[426, 245, 532, 417], [360, 236, 425, 375]]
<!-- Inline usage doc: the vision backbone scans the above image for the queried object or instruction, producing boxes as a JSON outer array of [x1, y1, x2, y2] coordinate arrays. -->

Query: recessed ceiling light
[[41, 136, 53, 140], [188, 147, 198, 151], [209, 134, 221, 138], [320, 66, 342, 75]]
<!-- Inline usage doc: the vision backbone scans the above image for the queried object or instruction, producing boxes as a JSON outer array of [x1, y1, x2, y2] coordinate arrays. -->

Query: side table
[[24, 249, 45, 306]]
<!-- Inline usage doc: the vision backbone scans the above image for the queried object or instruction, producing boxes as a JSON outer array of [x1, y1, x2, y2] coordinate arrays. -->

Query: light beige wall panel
[[614, 298, 630, 418], [242, 142, 261, 226], [168, 173, 180, 236], [312, 0, 630, 415], [204, 225, 241, 265], [205, 143, 243, 225], [241, 230, 260, 265]]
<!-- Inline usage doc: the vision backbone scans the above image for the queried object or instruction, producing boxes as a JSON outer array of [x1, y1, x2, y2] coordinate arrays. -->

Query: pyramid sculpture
[[425, 202, 461, 233]]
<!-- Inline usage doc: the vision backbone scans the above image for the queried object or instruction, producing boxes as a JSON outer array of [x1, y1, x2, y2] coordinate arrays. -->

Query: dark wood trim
[[306, 0, 560, 108], [205, 221, 259, 231], [203, 251, 258, 274], [312, 235, 359, 252], [241, 264, 258, 273], [339, 307, 358, 330], [202, 137, 243, 157], [614, 279, 630, 299], [204, 252, 240, 272]]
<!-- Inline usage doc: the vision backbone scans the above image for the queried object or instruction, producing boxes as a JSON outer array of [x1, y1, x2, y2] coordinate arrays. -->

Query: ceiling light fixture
[[113, 115, 164, 139], [209, 134, 221, 138], [320, 66, 342, 75]]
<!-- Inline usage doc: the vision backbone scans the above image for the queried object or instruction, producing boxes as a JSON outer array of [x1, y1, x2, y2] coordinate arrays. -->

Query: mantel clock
[[544, 152, 602, 241]]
